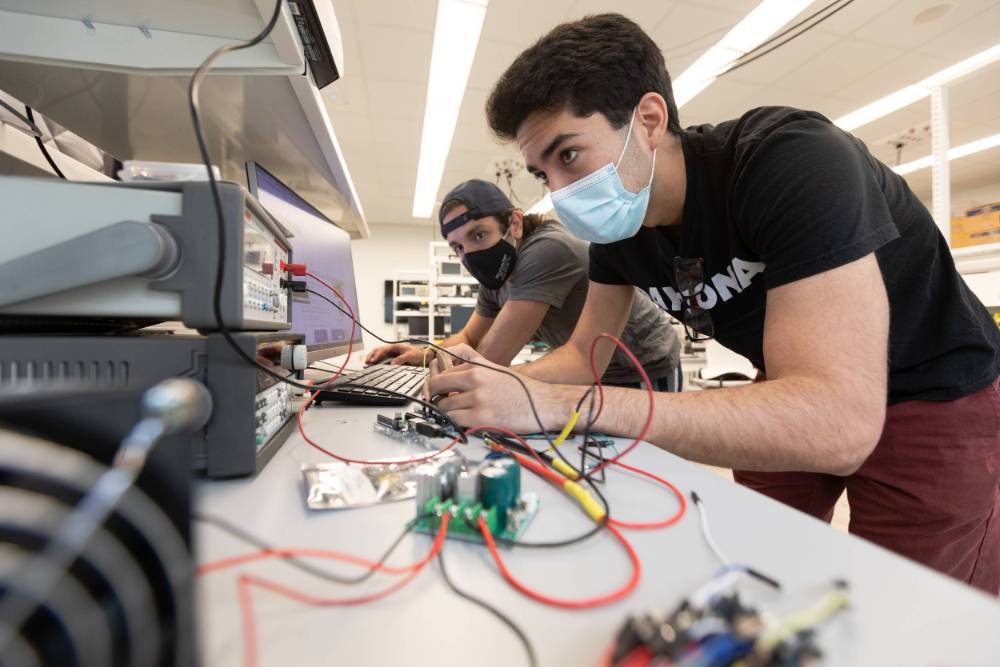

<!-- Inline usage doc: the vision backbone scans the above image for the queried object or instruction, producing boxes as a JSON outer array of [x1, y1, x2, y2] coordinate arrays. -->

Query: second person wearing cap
[[366, 179, 681, 390]]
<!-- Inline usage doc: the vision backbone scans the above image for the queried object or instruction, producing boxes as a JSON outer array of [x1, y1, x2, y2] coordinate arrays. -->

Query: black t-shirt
[[589, 106, 1000, 404]]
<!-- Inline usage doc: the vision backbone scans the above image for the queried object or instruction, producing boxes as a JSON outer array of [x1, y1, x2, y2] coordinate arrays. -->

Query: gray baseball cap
[[439, 179, 513, 236]]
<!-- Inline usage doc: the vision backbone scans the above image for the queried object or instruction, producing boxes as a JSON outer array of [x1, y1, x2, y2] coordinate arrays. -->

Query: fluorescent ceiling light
[[673, 0, 815, 108], [526, 194, 553, 215], [892, 132, 1000, 175], [835, 42, 1000, 131], [412, 0, 489, 218]]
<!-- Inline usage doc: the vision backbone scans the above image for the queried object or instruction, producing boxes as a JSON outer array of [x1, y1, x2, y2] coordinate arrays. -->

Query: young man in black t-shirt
[[427, 14, 1000, 593]]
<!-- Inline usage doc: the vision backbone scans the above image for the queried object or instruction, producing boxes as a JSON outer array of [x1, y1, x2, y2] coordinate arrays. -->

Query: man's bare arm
[[429, 254, 889, 475]]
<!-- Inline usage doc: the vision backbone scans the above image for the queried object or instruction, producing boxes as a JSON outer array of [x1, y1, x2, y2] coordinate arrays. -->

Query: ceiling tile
[[479, 0, 576, 48], [652, 2, 744, 74], [365, 80, 426, 118], [370, 114, 422, 146], [681, 78, 760, 126], [834, 52, 948, 107], [357, 23, 433, 84], [467, 39, 518, 90], [324, 74, 370, 115], [773, 37, 907, 96], [916, 2, 1000, 59], [567, 0, 675, 30], [722, 30, 842, 85], [738, 84, 831, 114], [331, 0, 354, 21], [793, 0, 900, 38], [326, 110, 375, 146], [853, 0, 998, 53], [355, 0, 437, 33]]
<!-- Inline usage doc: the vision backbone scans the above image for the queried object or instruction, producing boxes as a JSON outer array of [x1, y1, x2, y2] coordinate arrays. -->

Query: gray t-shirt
[[476, 222, 679, 384]]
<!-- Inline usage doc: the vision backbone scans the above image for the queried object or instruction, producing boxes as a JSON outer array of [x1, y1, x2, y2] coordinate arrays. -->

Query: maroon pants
[[735, 375, 1000, 594]]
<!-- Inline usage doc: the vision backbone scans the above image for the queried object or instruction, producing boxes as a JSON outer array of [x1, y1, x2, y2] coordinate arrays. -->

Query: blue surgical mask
[[550, 107, 656, 244]]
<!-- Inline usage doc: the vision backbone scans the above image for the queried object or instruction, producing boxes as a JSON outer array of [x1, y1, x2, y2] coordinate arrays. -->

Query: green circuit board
[[413, 493, 540, 546]]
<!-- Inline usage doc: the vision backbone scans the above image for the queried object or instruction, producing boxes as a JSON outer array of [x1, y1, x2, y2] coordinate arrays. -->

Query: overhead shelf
[[0, 0, 367, 237], [0, 122, 110, 181]]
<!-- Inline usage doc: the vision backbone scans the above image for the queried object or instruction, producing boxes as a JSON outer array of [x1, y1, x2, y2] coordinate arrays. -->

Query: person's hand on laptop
[[427, 344, 565, 432], [365, 343, 433, 366]]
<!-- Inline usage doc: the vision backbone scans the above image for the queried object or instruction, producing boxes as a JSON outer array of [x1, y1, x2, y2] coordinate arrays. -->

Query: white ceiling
[[326, 0, 1000, 226]]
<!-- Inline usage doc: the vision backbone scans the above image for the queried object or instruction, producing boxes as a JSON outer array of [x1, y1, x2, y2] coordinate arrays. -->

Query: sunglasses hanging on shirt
[[673, 257, 714, 341]]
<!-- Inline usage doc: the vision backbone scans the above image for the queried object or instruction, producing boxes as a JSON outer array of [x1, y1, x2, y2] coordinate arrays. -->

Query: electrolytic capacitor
[[490, 456, 521, 506], [438, 458, 461, 499], [414, 464, 441, 516], [455, 469, 479, 505], [479, 465, 509, 530]]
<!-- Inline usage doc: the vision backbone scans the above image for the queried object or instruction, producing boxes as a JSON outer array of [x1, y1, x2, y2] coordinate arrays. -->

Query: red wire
[[583, 333, 655, 479], [297, 271, 464, 467], [197, 544, 424, 577], [478, 513, 640, 609], [296, 387, 462, 465], [582, 335, 683, 529], [236, 513, 451, 667], [606, 460, 686, 530], [305, 271, 355, 385], [480, 424, 685, 531]]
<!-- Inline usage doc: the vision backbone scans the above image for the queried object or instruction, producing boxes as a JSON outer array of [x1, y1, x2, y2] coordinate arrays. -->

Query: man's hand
[[427, 344, 575, 432], [365, 343, 433, 366]]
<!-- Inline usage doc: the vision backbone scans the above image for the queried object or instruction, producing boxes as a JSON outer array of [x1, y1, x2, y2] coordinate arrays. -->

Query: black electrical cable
[[305, 289, 564, 451], [189, 0, 653, 498], [0, 99, 42, 137], [437, 545, 537, 667], [24, 107, 65, 179], [193, 512, 419, 586], [186, 8, 468, 444], [715, 0, 857, 79], [298, 296, 616, 547]]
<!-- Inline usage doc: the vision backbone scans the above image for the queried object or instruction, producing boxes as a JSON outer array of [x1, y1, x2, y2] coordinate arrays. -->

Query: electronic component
[[414, 464, 442, 512], [0, 177, 291, 333], [0, 330, 303, 478], [413, 455, 539, 545], [247, 161, 362, 362], [480, 464, 515, 531], [606, 575, 849, 667], [374, 408, 449, 445], [455, 470, 479, 505]]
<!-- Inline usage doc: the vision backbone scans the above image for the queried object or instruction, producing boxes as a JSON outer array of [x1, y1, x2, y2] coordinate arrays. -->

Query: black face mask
[[462, 231, 517, 290]]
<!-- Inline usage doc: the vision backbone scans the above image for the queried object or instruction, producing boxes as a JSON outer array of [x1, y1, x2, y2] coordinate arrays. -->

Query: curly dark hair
[[486, 13, 682, 142]]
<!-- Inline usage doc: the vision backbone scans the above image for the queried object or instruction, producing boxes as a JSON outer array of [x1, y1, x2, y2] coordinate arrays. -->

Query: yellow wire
[[755, 588, 850, 653], [422, 347, 433, 369], [551, 411, 579, 451]]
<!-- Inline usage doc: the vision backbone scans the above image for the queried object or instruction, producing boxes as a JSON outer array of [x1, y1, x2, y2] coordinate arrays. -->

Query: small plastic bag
[[302, 451, 458, 510]]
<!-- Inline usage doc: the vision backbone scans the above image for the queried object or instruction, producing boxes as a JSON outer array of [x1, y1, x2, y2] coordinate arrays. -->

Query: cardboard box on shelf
[[951, 212, 1000, 249]]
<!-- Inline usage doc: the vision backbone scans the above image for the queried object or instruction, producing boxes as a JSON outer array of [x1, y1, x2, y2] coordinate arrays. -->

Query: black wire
[[0, 99, 42, 137], [437, 544, 537, 667], [305, 289, 563, 452], [24, 107, 65, 179], [185, 1, 467, 444], [193, 511, 419, 585], [716, 0, 856, 79]]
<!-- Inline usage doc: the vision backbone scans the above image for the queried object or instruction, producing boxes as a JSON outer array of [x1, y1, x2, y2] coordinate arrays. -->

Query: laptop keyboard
[[313, 364, 429, 406]]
